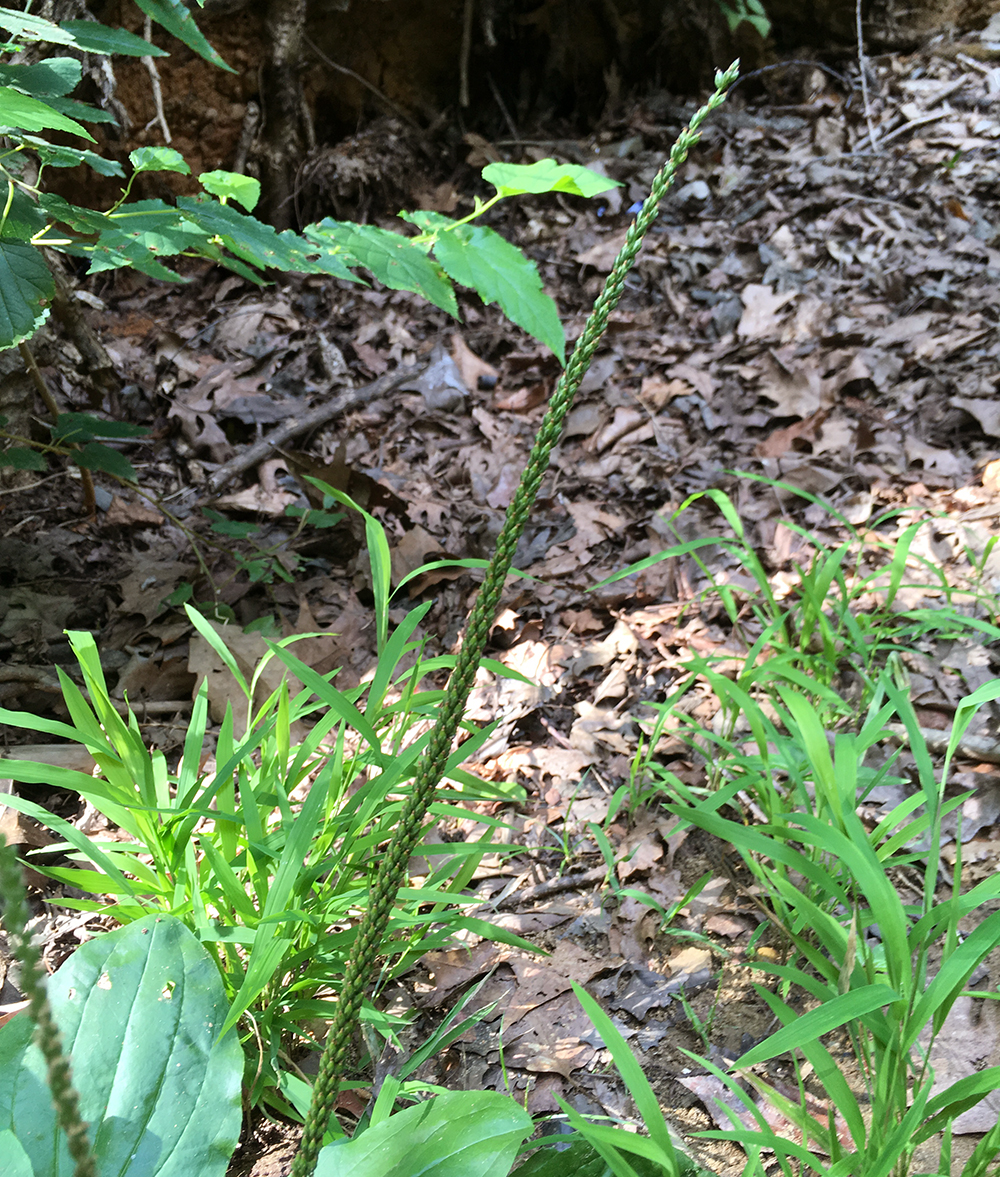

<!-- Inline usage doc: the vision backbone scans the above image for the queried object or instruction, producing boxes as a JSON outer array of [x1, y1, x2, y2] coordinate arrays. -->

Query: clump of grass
[[0, 486, 532, 1114], [612, 478, 1000, 1175]]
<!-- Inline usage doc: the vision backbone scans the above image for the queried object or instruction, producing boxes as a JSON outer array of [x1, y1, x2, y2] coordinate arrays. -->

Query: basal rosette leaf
[[0, 241, 53, 349], [0, 914, 243, 1177], [307, 219, 458, 315], [422, 217, 564, 360], [314, 1090, 533, 1177]]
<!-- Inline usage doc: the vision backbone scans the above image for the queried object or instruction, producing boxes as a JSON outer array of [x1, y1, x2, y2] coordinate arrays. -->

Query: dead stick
[[496, 865, 607, 910], [203, 363, 425, 497], [884, 724, 1000, 766]]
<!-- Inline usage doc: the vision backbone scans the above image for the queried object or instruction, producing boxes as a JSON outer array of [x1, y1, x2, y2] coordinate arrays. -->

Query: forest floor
[[4, 30, 1000, 1177]]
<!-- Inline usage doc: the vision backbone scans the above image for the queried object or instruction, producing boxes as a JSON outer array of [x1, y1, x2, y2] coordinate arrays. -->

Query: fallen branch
[[496, 865, 607, 910], [884, 724, 1000, 766], [203, 363, 425, 497]]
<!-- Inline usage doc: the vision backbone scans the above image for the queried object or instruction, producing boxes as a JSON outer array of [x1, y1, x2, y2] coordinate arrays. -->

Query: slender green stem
[[289, 61, 740, 1177]]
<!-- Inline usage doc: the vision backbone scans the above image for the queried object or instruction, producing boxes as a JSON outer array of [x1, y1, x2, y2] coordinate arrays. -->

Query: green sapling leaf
[[0, 10, 76, 45], [60, 19, 170, 57], [52, 412, 150, 443], [21, 136, 125, 176], [308, 219, 458, 315], [130, 145, 191, 175], [134, 0, 236, 72], [0, 447, 46, 471], [0, 189, 48, 242], [74, 441, 138, 481], [44, 94, 118, 125], [482, 158, 622, 198], [0, 85, 93, 139], [199, 169, 261, 212], [416, 214, 565, 361], [0, 58, 83, 98], [0, 241, 53, 348]]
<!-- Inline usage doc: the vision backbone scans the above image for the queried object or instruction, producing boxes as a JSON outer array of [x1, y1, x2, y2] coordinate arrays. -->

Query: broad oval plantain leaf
[[315, 1089, 534, 1177], [0, 1128, 33, 1176], [0, 914, 242, 1177]]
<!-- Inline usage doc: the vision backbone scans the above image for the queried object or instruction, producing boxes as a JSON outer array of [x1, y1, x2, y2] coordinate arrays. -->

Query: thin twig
[[17, 341, 96, 517], [141, 16, 171, 143], [18, 341, 60, 420], [496, 865, 607, 910], [203, 363, 426, 497], [460, 0, 474, 107], [856, 0, 878, 151]]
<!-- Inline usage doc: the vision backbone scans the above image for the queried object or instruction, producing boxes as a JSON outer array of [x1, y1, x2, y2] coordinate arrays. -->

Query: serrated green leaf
[[22, 136, 124, 176], [53, 412, 151, 443], [483, 158, 622, 199], [60, 19, 169, 57], [314, 1089, 533, 1177], [44, 94, 117, 125], [134, 0, 235, 72], [308, 219, 458, 315], [0, 447, 46, 471], [86, 242, 183, 280], [36, 192, 116, 235], [179, 195, 363, 283], [0, 58, 82, 98], [0, 85, 92, 140], [73, 441, 138, 480], [101, 200, 209, 255], [130, 145, 191, 175], [0, 189, 47, 242], [0, 241, 53, 348], [199, 169, 260, 212], [0, 11, 76, 45], [428, 219, 564, 360], [0, 914, 242, 1177]]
